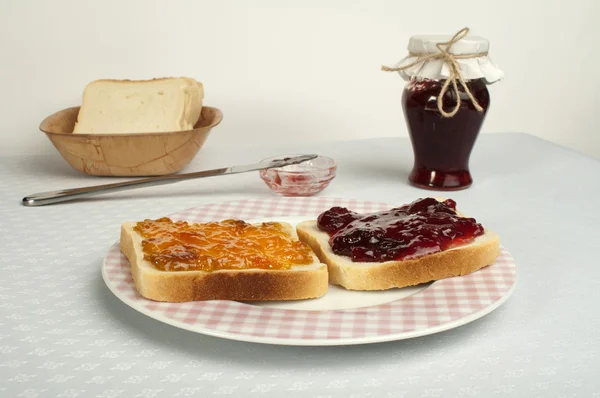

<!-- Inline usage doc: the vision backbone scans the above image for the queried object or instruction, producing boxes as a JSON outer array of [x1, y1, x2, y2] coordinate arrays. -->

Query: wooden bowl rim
[[39, 106, 223, 137]]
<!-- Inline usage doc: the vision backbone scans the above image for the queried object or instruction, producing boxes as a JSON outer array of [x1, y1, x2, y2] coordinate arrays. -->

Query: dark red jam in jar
[[317, 197, 484, 262], [383, 28, 503, 190], [403, 78, 490, 190]]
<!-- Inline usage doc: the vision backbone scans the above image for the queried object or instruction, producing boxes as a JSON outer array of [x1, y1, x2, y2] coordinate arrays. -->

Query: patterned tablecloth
[[1, 134, 599, 397]]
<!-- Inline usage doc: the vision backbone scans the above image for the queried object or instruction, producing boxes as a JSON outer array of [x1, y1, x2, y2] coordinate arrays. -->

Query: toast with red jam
[[296, 198, 500, 290]]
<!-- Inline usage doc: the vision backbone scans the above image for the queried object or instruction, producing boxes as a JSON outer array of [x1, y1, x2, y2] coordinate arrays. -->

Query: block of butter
[[73, 78, 204, 134]]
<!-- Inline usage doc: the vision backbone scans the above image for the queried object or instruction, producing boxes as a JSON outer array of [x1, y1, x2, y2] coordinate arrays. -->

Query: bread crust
[[120, 222, 328, 302], [87, 77, 199, 85], [296, 220, 500, 291]]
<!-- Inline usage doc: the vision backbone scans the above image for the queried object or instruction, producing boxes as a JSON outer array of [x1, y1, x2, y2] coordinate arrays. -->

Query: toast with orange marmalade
[[120, 218, 327, 302]]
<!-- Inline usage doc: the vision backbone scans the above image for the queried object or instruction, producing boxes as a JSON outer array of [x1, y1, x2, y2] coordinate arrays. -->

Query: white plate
[[102, 197, 517, 346]]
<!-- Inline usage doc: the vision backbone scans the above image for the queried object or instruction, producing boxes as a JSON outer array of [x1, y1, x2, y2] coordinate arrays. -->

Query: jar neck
[[409, 77, 486, 84], [406, 78, 488, 93]]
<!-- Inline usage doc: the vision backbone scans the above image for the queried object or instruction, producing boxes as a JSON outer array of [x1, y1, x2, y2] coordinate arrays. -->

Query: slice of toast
[[73, 77, 204, 134], [296, 205, 500, 291], [120, 221, 328, 302]]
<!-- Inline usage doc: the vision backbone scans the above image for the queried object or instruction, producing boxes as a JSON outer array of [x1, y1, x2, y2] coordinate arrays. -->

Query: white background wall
[[2, 0, 599, 158]]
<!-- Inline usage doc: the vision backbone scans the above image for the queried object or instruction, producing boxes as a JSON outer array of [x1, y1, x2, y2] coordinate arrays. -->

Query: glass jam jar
[[384, 29, 503, 190], [402, 77, 490, 190]]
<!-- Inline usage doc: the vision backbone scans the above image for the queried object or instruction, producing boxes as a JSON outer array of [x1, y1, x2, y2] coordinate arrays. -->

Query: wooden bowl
[[40, 106, 223, 176]]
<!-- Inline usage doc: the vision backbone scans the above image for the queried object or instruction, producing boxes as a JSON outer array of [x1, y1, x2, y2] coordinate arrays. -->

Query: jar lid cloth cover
[[383, 27, 504, 83]]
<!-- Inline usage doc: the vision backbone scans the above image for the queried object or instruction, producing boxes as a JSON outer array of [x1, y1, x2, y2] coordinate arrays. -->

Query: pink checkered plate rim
[[102, 197, 517, 346]]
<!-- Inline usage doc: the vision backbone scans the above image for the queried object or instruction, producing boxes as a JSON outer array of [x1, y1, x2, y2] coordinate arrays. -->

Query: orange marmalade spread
[[133, 218, 314, 272]]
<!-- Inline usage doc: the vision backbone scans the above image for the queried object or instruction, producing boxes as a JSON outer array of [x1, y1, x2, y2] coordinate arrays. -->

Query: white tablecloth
[[1, 133, 598, 397]]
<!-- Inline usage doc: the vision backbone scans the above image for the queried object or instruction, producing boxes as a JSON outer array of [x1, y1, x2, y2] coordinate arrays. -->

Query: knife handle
[[22, 175, 182, 206]]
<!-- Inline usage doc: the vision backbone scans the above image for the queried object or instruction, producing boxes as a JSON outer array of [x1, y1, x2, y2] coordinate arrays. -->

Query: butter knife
[[22, 154, 318, 207]]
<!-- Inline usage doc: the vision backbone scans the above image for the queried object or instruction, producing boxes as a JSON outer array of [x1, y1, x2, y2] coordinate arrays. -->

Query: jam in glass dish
[[403, 78, 490, 190], [259, 155, 336, 197], [317, 197, 484, 262]]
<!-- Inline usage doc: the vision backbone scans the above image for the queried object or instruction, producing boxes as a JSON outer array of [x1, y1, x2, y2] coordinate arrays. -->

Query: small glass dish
[[259, 155, 336, 196]]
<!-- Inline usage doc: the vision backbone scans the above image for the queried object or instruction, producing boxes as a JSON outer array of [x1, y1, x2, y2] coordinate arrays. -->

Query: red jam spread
[[317, 198, 484, 262], [402, 78, 490, 190], [134, 218, 313, 272]]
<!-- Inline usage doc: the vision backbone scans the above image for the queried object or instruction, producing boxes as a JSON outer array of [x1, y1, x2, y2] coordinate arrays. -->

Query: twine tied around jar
[[382, 27, 487, 118]]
